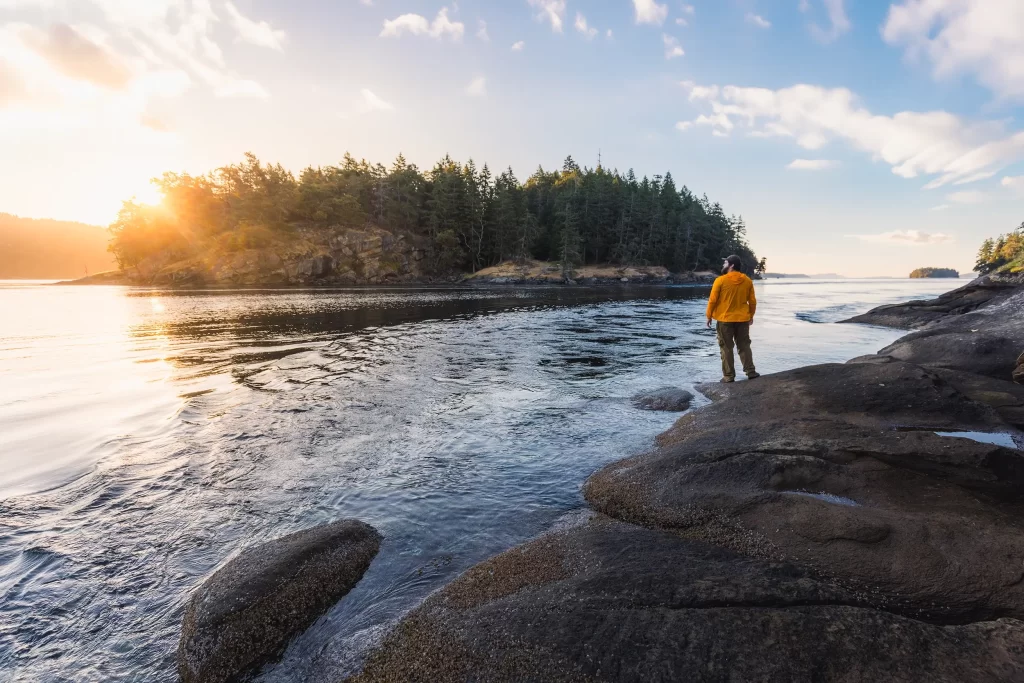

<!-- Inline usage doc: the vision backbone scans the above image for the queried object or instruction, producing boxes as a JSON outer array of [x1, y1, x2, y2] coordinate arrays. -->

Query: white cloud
[[847, 230, 954, 245], [574, 12, 597, 39], [1002, 176, 1024, 193], [223, 1, 286, 51], [380, 7, 465, 40], [883, 0, 1024, 100], [946, 190, 989, 204], [675, 17, 688, 26], [466, 75, 486, 97], [681, 4, 695, 14], [359, 88, 394, 112], [511, 40, 525, 51], [678, 81, 1024, 188], [633, 0, 668, 25], [810, 0, 850, 43], [675, 121, 692, 131], [663, 34, 684, 59], [476, 19, 489, 41], [930, 204, 951, 211], [746, 13, 771, 29], [787, 158, 840, 170], [606, 29, 613, 38], [799, 0, 811, 11], [528, 0, 566, 33], [339, 88, 395, 118]]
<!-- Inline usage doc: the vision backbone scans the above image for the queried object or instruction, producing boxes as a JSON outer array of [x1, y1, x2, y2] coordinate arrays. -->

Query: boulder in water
[[632, 387, 694, 412], [178, 519, 381, 683]]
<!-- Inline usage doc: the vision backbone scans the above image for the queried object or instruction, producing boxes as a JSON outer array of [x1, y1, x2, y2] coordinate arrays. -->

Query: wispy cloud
[[746, 13, 771, 29], [511, 40, 525, 51], [574, 13, 598, 39], [340, 88, 396, 119], [846, 230, 954, 245], [678, 80, 1024, 188], [787, 159, 840, 170], [476, 20, 489, 41], [359, 88, 394, 112], [810, 0, 850, 43], [1002, 176, 1024, 193], [380, 7, 465, 40], [946, 190, 990, 204], [528, 0, 566, 33], [663, 34, 684, 59], [224, 1, 286, 51], [633, 0, 668, 25], [466, 76, 487, 97]]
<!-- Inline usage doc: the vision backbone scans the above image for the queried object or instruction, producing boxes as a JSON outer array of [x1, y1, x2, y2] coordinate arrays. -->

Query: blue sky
[[1, 0, 1022, 276]]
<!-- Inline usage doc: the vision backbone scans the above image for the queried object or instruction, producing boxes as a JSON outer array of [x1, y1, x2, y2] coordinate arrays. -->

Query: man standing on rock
[[706, 255, 760, 383]]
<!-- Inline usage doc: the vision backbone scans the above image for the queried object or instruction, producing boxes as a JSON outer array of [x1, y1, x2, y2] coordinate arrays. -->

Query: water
[[934, 431, 1020, 449], [781, 491, 861, 507], [0, 277, 961, 682]]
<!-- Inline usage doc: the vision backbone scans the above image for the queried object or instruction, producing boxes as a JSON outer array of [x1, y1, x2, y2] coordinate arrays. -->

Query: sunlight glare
[[132, 180, 164, 207]]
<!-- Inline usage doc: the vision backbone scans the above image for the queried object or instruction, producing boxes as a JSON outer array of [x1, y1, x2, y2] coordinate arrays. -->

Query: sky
[[0, 0, 1022, 276]]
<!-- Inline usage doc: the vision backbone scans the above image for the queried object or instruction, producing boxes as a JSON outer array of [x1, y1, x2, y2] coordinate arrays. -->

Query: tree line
[[976, 224, 1024, 274], [109, 152, 758, 277]]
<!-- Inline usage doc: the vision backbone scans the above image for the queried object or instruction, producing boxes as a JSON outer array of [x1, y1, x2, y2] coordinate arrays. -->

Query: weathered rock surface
[[351, 519, 1024, 683], [179, 520, 381, 683], [348, 277, 1024, 682], [586, 361, 1024, 623], [1016, 352, 1024, 384], [631, 386, 694, 411], [842, 275, 1021, 330]]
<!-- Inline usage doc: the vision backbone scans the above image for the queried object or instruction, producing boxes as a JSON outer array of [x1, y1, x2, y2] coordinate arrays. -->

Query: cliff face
[[119, 225, 428, 286]]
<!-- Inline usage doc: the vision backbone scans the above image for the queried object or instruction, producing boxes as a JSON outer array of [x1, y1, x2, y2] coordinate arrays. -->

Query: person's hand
[[706, 318, 712, 329], [749, 318, 754, 327]]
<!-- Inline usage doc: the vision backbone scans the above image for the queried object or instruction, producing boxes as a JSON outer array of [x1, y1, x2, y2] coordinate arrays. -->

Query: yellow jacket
[[706, 271, 757, 323]]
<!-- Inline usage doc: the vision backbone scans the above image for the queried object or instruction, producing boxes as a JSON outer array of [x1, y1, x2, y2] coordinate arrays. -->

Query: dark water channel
[[0, 279, 960, 681]]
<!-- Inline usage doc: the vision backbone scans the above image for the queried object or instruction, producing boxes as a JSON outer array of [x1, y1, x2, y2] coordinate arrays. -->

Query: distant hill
[[763, 273, 846, 279], [909, 267, 959, 279], [0, 214, 115, 278]]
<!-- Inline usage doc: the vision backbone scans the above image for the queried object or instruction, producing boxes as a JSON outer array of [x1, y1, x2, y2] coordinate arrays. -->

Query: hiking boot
[[720, 377, 735, 383], [746, 372, 761, 380]]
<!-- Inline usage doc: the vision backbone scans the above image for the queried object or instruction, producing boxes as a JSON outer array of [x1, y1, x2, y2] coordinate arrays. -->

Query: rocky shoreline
[[341, 274, 1024, 682]]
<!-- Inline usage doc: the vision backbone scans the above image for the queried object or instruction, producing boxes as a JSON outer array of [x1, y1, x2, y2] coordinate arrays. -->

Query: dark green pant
[[716, 321, 756, 380]]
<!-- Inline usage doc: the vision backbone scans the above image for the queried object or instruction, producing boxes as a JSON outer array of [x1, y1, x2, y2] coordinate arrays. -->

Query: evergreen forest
[[109, 152, 758, 277]]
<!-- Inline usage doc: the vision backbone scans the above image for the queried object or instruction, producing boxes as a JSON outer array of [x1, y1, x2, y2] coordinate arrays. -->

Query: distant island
[[0, 214, 115, 278], [78, 152, 759, 286], [909, 267, 959, 279]]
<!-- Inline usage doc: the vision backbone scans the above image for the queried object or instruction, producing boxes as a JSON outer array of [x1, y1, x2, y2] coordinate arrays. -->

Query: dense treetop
[[976, 225, 1024, 275], [109, 153, 758, 278], [909, 267, 959, 279]]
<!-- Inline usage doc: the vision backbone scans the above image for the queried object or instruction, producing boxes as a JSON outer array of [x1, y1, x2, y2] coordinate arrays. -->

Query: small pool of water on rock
[[781, 491, 860, 507], [934, 431, 1020, 449]]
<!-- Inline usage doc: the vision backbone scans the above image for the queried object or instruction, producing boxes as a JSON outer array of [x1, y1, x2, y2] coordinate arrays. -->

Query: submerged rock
[[178, 519, 381, 683], [631, 387, 694, 411]]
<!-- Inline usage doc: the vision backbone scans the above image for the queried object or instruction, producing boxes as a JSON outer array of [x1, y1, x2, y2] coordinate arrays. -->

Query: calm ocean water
[[0, 278, 961, 682]]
